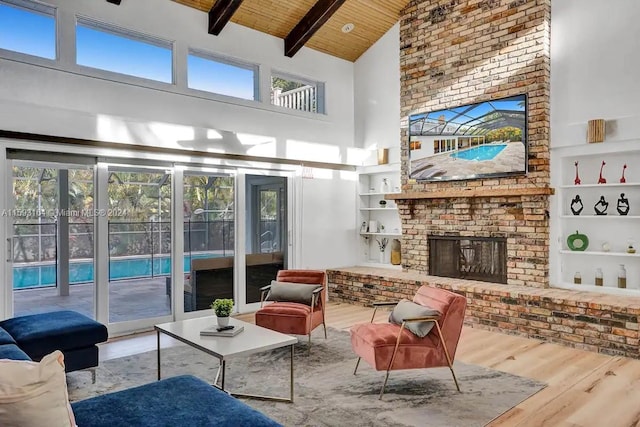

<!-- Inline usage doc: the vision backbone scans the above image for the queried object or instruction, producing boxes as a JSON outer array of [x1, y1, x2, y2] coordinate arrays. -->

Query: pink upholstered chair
[[350, 285, 467, 399], [255, 270, 327, 345]]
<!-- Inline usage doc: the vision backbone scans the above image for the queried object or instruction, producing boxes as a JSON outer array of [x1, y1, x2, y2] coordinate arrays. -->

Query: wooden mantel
[[385, 186, 555, 200]]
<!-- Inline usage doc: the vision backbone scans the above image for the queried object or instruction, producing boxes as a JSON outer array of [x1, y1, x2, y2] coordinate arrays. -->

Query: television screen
[[408, 94, 527, 182]]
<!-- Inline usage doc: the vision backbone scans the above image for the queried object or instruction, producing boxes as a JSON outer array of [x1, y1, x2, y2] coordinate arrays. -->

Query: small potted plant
[[211, 298, 234, 326]]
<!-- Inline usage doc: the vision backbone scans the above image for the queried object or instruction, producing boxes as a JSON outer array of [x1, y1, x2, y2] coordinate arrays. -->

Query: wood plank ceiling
[[172, 0, 411, 62]]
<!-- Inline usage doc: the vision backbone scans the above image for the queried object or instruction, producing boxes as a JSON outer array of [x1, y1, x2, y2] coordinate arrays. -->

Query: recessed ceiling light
[[342, 23, 355, 33]]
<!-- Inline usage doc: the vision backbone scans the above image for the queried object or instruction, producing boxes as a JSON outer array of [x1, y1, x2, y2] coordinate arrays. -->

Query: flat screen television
[[408, 94, 527, 182]]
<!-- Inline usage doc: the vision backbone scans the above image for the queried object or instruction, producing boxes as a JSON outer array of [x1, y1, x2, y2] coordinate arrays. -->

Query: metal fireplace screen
[[428, 236, 507, 284]]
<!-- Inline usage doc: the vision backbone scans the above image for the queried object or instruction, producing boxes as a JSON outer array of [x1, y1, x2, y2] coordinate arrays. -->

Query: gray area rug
[[67, 328, 545, 427]]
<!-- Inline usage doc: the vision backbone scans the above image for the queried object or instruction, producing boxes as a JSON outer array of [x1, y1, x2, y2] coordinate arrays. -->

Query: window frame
[[270, 70, 326, 115], [0, 0, 57, 61], [187, 48, 259, 102], [75, 15, 175, 85]]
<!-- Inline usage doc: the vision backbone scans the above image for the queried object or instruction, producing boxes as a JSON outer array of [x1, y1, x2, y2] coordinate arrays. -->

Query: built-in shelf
[[359, 192, 401, 196], [360, 232, 402, 237], [559, 250, 640, 257], [361, 262, 402, 270], [360, 208, 398, 211], [555, 282, 639, 296], [560, 182, 640, 189], [386, 186, 554, 200], [560, 215, 640, 219]]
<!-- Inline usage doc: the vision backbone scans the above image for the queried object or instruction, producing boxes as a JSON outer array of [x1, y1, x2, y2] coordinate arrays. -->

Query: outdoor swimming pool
[[12, 253, 223, 289], [450, 144, 506, 161]]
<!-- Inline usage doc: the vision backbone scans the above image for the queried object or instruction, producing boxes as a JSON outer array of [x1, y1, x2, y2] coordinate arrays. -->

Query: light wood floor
[[100, 302, 640, 427]]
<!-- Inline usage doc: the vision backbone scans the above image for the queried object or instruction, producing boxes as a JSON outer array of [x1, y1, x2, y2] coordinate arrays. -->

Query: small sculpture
[[598, 160, 606, 184], [570, 195, 583, 215], [620, 164, 627, 183], [574, 161, 581, 185], [617, 193, 630, 216], [594, 195, 608, 215]]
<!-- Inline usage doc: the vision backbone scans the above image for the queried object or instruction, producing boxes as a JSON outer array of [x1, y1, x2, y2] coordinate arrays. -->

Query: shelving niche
[[555, 142, 640, 295], [357, 163, 402, 269]]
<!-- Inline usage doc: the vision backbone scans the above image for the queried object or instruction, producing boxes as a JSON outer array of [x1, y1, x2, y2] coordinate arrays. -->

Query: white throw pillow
[[0, 350, 76, 427]]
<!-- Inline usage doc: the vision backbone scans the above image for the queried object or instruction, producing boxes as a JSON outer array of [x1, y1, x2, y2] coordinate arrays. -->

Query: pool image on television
[[408, 94, 527, 182]]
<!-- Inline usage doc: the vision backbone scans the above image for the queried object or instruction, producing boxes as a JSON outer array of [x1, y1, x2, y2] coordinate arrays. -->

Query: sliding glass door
[[106, 167, 172, 324], [1, 142, 298, 331], [241, 173, 289, 312], [183, 172, 235, 313], [9, 160, 96, 319]]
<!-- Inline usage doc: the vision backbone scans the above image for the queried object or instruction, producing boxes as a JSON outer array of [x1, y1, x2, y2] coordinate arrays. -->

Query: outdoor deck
[[13, 277, 172, 322]]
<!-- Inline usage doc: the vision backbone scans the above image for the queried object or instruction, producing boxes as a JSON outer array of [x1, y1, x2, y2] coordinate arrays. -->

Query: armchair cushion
[[389, 299, 440, 337], [266, 280, 320, 305]]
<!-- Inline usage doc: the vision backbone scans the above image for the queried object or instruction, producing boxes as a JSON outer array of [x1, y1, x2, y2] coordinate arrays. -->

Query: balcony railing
[[271, 85, 317, 113]]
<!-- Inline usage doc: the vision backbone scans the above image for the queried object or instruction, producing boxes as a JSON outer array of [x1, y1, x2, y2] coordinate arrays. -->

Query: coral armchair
[[255, 270, 327, 345], [350, 286, 467, 399]]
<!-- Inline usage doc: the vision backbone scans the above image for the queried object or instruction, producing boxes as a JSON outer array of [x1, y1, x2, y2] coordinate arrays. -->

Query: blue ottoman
[[71, 375, 282, 427], [0, 310, 108, 372]]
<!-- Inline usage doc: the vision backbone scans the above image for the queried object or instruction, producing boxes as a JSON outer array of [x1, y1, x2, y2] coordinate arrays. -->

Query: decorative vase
[[380, 178, 390, 194], [379, 250, 386, 264], [391, 239, 401, 265], [217, 316, 229, 327]]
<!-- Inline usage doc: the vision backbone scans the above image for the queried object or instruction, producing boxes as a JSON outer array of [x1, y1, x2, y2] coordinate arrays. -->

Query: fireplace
[[428, 236, 507, 284]]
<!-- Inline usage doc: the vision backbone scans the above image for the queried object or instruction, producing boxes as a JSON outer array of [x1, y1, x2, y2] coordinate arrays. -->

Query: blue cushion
[[71, 375, 282, 427], [0, 310, 108, 360], [0, 326, 16, 345], [0, 343, 31, 361]]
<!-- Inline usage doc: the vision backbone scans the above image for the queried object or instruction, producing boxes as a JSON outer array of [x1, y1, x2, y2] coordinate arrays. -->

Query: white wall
[[0, 0, 356, 160], [550, 0, 640, 288], [0, 0, 361, 271], [551, 0, 640, 146], [354, 23, 401, 164]]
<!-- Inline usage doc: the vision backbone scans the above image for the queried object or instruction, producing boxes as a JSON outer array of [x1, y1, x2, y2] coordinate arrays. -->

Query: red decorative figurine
[[574, 161, 581, 185], [598, 160, 607, 184], [620, 164, 627, 183]]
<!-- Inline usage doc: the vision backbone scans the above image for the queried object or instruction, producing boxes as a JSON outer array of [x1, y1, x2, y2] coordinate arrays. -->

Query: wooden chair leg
[[353, 357, 361, 375], [323, 321, 327, 339]]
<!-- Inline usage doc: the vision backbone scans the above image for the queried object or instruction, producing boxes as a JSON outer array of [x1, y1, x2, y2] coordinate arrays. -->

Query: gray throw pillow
[[388, 299, 441, 337], [267, 280, 321, 305]]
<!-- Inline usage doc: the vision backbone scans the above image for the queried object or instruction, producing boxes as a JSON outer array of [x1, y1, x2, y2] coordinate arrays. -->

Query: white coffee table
[[154, 316, 297, 402]]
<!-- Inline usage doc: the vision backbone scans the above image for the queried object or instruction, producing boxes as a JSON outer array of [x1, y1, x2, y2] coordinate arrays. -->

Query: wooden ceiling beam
[[284, 0, 347, 58], [208, 0, 245, 36]]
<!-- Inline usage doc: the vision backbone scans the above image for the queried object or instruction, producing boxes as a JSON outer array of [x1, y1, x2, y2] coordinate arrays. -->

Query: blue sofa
[[71, 375, 282, 427], [0, 310, 108, 372]]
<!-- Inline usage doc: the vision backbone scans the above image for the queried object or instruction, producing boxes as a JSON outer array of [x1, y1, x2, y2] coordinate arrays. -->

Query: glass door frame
[[1, 147, 11, 319], [236, 168, 295, 314], [177, 166, 238, 321], [97, 162, 176, 335]]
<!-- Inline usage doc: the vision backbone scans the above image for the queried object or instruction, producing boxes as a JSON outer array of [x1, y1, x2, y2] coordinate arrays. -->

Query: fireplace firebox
[[428, 236, 507, 284]]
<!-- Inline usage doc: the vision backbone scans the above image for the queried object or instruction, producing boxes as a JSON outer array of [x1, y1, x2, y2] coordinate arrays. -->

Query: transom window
[[271, 72, 325, 114], [76, 17, 173, 84], [0, 0, 56, 59], [187, 50, 258, 101]]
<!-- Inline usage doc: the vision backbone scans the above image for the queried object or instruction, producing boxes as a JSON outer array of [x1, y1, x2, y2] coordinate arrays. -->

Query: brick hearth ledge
[[328, 267, 640, 359]]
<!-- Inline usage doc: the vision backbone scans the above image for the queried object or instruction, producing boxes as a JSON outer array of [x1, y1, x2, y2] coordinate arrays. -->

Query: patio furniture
[[255, 270, 327, 346], [350, 285, 466, 399]]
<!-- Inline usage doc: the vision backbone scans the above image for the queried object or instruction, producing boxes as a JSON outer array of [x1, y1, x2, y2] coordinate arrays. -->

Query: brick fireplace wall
[[399, 0, 551, 287]]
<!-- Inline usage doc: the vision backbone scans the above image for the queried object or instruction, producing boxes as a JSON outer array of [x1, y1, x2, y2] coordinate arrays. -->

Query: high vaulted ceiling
[[172, 0, 410, 62]]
